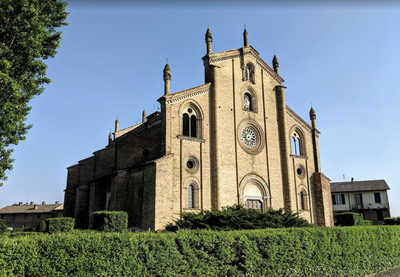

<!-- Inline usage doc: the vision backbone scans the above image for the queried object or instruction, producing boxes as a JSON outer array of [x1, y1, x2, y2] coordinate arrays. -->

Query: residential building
[[0, 201, 63, 230], [331, 179, 390, 225]]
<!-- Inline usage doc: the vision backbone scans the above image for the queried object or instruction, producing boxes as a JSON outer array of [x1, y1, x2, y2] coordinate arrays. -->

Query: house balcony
[[352, 203, 389, 210]]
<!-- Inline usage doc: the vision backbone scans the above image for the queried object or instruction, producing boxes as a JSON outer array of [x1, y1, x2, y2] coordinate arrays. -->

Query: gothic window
[[291, 132, 303, 156], [244, 93, 252, 111], [188, 185, 194, 208], [299, 189, 308, 210], [182, 110, 199, 137]]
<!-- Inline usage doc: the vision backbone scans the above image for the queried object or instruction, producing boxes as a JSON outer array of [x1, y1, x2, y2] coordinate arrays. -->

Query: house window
[[188, 185, 194, 208], [332, 194, 346, 205], [38, 214, 41, 219], [377, 210, 384, 222], [300, 189, 308, 210], [182, 113, 197, 138], [374, 192, 381, 203]]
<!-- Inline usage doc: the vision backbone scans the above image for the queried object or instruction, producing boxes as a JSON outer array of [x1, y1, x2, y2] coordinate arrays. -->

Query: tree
[[164, 204, 312, 232], [0, 0, 68, 185]]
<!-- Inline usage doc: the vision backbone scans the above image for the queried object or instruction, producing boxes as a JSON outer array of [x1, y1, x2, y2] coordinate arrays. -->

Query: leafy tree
[[165, 204, 312, 232], [0, 0, 68, 185]]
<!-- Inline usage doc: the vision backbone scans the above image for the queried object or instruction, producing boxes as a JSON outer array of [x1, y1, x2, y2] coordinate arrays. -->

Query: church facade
[[64, 29, 333, 230]]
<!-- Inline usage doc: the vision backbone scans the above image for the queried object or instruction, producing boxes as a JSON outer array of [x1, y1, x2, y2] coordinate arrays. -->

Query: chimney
[[19, 202, 23, 206], [55, 201, 59, 205], [42, 201, 46, 205], [30, 201, 34, 206], [351, 177, 354, 183]]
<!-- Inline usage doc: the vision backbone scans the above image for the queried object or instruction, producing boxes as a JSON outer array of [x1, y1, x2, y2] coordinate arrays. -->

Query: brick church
[[64, 29, 334, 230]]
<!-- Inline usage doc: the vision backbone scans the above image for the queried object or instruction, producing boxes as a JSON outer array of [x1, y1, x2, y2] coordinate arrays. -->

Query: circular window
[[237, 120, 264, 155], [184, 155, 199, 174], [241, 127, 257, 148], [188, 108, 193, 113], [296, 165, 305, 179]]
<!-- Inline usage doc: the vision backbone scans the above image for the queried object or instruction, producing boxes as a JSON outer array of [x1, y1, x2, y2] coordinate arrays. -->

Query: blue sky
[[1, 1, 400, 216]]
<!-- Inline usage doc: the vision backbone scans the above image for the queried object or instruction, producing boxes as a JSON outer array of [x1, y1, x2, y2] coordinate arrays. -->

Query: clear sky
[[1, 1, 400, 216]]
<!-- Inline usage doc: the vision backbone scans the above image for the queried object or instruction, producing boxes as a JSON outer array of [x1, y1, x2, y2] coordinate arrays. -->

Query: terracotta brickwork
[[64, 29, 333, 230]]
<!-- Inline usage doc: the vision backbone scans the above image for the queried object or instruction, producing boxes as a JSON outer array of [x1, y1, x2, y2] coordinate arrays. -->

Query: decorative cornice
[[162, 83, 211, 105]]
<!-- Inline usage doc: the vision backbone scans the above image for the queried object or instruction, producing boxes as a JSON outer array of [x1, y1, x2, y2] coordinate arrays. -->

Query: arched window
[[188, 185, 194, 208], [244, 93, 252, 111], [183, 114, 189, 136], [182, 113, 197, 137], [291, 132, 303, 156], [243, 63, 255, 83], [300, 189, 308, 210]]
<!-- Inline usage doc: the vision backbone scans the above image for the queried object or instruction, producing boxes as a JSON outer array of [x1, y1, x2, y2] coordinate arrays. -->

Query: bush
[[39, 221, 46, 232], [45, 217, 74, 233], [92, 211, 128, 232], [0, 228, 10, 235], [165, 204, 312, 232], [384, 217, 400, 225], [335, 212, 366, 226], [13, 228, 22, 233], [0, 219, 6, 229], [24, 227, 35, 232]]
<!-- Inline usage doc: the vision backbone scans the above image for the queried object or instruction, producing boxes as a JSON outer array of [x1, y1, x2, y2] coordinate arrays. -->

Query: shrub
[[0, 219, 6, 229], [384, 217, 400, 225], [13, 228, 22, 233], [39, 221, 46, 232], [92, 211, 128, 232], [45, 217, 74, 233], [335, 212, 366, 226], [24, 227, 35, 232], [165, 204, 312, 231], [0, 228, 10, 235]]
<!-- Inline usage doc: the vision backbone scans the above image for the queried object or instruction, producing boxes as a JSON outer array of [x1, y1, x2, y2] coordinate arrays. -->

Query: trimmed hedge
[[384, 217, 400, 225], [0, 219, 6, 229], [45, 217, 74, 233], [335, 212, 371, 226], [92, 211, 128, 232], [39, 221, 46, 232], [0, 226, 400, 276]]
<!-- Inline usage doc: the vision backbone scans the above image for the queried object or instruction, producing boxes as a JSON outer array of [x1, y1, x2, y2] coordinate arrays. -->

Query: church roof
[[331, 180, 390, 193], [0, 203, 63, 214]]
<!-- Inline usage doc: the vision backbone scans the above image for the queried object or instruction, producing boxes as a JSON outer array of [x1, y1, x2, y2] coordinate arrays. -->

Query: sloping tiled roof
[[331, 180, 390, 193], [0, 203, 63, 214]]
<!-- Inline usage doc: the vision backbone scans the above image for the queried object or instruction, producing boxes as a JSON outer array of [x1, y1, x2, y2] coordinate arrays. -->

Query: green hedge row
[[1, 226, 400, 276], [384, 217, 400, 225], [335, 212, 372, 226], [45, 217, 74, 233], [93, 211, 128, 232]]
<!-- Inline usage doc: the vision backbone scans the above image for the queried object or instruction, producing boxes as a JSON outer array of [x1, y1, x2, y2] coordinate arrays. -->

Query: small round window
[[296, 165, 305, 179], [184, 155, 199, 174]]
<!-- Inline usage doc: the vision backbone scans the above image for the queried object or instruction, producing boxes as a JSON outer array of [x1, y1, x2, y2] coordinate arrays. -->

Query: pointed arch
[[179, 100, 204, 138], [289, 125, 306, 156], [240, 85, 258, 113]]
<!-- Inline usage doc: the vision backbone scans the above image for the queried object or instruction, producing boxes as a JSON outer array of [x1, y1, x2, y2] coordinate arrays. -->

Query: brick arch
[[239, 174, 270, 210], [179, 100, 204, 138], [289, 125, 306, 156], [240, 84, 258, 113], [183, 178, 201, 209]]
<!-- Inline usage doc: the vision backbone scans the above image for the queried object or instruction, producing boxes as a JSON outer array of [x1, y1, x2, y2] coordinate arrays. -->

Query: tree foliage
[[165, 204, 312, 232], [0, 0, 68, 185], [0, 218, 6, 229]]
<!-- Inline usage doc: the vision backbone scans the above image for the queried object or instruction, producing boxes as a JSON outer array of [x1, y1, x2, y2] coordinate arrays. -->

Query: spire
[[205, 28, 213, 54], [163, 62, 171, 95], [115, 118, 119, 132], [142, 109, 146, 123], [309, 107, 316, 129], [108, 131, 112, 144], [243, 27, 248, 47], [272, 55, 279, 74]]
